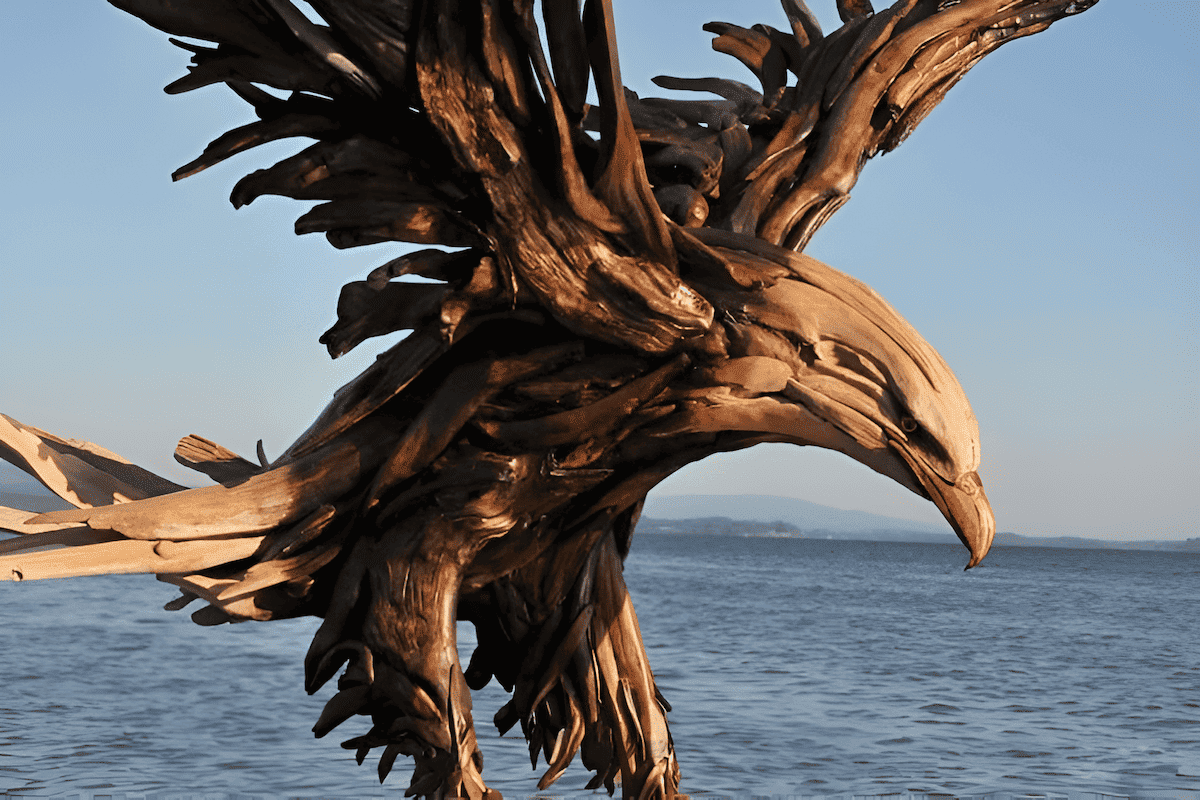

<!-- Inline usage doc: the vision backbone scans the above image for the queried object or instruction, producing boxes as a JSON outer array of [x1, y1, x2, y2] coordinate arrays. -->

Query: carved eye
[[900, 416, 918, 433]]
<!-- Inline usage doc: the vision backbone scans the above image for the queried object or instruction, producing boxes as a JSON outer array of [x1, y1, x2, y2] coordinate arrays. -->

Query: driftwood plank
[[0, 414, 183, 507], [0, 506, 89, 536], [32, 416, 397, 541], [0, 535, 266, 582]]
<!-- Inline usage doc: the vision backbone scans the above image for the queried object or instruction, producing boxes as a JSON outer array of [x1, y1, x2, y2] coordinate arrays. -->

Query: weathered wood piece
[[0, 413, 184, 507], [1, 0, 1096, 797]]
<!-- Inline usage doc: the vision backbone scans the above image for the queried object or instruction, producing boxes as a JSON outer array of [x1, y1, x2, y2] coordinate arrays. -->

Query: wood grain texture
[[0, 0, 1095, 795]]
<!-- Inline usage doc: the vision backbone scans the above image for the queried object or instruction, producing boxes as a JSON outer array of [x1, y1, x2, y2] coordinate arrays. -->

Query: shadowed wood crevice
[[0, 0, 1096, 796]]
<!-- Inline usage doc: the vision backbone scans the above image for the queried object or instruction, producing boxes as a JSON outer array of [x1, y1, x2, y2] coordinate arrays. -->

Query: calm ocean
[[0, 536, 1196, 799]]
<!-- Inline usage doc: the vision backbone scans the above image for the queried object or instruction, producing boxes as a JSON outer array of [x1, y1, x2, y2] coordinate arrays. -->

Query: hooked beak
[[891, 442, 995, 569]]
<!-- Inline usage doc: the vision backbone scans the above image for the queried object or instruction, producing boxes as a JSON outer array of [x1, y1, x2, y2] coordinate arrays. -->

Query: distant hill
[[641, 493, 956, 543], [991, 530, 1200, 553], [640, 494, 1200, 553], [636, 516, 806, 538]]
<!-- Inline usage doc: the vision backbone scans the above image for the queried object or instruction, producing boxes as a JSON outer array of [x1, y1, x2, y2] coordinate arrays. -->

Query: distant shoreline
[[636, 516, 1200, 553]]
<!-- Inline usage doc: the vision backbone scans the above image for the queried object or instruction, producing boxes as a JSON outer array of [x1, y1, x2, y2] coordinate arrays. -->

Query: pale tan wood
[[0, 506, 87, 536], [33, 416, 397, 541], [705, 356, 793, 393], [0, 535, 266, 582], [0, 414, 183, 507]]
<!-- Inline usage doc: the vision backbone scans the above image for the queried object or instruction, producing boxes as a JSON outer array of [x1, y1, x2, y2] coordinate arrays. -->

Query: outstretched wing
[[628, 0, 1098, 249], [113, 0, 713, 356], [107, 0, 1097, 359]]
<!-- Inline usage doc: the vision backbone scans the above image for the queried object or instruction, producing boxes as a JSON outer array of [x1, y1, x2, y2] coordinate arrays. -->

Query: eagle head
[[665, 233, 995, 568]]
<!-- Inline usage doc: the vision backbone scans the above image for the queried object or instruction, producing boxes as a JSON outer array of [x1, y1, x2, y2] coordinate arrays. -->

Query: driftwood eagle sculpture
[[1, 0, 1094, 796]]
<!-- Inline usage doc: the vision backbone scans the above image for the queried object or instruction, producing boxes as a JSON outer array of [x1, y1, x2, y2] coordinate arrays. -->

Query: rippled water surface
[[1, 537, 1197, 798]]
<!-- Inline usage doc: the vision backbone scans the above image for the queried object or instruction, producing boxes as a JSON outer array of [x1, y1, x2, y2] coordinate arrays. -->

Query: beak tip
[[951, 473, 994, 571]]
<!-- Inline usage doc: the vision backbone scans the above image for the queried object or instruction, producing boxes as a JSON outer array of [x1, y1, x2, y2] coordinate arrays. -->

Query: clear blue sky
[[1, 2, 1195, 540]]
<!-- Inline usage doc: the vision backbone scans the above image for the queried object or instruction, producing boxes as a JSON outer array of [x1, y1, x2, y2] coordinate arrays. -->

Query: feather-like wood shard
[[174, 435, 261, 484], [320, 280, 451, 358], [304, 0, 414, 90]]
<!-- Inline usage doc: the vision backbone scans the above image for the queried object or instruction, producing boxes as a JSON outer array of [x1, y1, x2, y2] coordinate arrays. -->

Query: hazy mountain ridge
[[636, 517, 806, 538], [991, 531, 1200, 552], [641, 494, 1200, 552], [643, 493, 943, 534]]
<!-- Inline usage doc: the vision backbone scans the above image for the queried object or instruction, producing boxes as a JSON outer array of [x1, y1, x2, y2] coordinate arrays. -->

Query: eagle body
[[0, 0, 1095, 796]]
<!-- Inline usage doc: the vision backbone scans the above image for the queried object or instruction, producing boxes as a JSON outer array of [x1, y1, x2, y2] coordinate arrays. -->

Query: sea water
[[0, 536, 1196, 799]]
